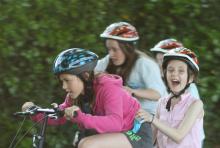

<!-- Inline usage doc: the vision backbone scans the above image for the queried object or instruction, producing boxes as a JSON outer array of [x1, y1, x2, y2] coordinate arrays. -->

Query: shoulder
[[190, 99, 203, 109], [98, 55, 110, 63], [94, 73, 123, 87], [185, 98, 204, 117], [95, 55, 110, 72], [133, 54, 160, 75], [135, 53, 158, 68]]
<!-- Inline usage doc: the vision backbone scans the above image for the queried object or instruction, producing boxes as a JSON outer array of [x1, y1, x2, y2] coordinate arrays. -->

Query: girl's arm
[[71, 86, 137, 133], [31, 113, 67, 125], [126, 56, 167, 101], [124, 86, 161, 101], [137, 100, 203, 143], [27, 94, 73, 125]]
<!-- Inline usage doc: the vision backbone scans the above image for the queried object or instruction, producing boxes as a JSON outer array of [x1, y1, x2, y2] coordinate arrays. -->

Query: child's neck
[[172, 95, 181, 99], [170, 98, 181, 110]]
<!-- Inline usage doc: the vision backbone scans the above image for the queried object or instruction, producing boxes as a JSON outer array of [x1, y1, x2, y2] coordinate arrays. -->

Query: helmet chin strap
[[166, 83, 191, 111], [165, 68, 191, 111]]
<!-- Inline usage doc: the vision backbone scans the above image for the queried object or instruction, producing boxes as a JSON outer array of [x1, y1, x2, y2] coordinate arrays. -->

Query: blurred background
[[1, 0, 220, 147]]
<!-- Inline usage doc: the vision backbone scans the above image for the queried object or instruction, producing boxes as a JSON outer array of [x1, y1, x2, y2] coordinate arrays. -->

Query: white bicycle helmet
[[162, 47, 199, 73], [100, 22, 139, 42], [150, 38, 183, 53]]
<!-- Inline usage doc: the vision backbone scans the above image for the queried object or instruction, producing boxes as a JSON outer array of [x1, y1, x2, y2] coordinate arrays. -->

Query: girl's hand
[[64, 105, 80, 120], [51, 103, 58, 108], [22, 102, 35, 112], [136, 108, 154, 123]]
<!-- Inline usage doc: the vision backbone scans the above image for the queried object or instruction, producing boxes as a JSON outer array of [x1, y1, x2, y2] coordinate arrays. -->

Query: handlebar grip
[[56, 108, 65, 118], [13, 111, 32, 116]]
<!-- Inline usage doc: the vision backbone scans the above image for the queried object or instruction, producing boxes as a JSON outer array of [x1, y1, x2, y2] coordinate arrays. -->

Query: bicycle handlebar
[[13, 106, 65, 119]]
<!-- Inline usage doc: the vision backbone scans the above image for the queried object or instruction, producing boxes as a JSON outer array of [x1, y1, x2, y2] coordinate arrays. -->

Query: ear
[[189, 74, 195, 83], [81, 72, 90, 81]]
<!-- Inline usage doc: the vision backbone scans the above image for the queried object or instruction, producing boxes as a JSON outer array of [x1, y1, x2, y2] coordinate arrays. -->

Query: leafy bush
[[1, 0, 219, 147]]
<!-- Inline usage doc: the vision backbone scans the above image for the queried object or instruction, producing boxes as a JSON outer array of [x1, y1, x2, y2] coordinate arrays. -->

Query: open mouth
[[111, 59, 121, 65], [68, 92, 74, 96], [171, 79, 180, 87]]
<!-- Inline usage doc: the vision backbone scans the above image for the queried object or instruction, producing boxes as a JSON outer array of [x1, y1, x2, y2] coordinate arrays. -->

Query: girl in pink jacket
[[22, 48, 153, 148]]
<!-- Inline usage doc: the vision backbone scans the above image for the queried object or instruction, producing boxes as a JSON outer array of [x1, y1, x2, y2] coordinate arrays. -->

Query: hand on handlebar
[[16, 103, 64, 118], [51, 103, 58, 108], [22, 102, 35, 112], [64, 105, 80, 120]]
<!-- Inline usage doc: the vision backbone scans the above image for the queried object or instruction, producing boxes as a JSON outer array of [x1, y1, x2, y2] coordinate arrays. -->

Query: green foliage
[[1, 0, 220, 147]]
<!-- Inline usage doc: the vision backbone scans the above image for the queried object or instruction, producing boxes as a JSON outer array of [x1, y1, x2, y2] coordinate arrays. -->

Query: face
[[59, 73, 84, 99], [105, 39, 126, 66], [166, 60, 193, 94]]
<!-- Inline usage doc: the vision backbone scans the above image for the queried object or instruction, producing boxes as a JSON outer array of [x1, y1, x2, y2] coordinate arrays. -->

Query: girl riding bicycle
[[22, 48, 153, 148]]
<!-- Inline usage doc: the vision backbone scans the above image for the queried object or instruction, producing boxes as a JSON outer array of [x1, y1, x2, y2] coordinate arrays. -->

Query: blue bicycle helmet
[[53, 48, 98, 75]]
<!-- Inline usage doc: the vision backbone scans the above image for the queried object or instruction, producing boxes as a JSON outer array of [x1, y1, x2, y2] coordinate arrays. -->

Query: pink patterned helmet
[[162, 47, 199, 72], [100, 22, 139, 41], [150, 38, 183, 53]]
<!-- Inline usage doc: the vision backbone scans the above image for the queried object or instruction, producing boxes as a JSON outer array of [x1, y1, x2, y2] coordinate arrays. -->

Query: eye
[[106, 48, 114, 53], [167, 68, 174, 73], [60, 78, 70, 83], [178, 69, 185, 74], [113, 47, 119, 52]]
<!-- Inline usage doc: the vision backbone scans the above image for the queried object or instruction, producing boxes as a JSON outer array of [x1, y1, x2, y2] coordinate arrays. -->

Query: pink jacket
[[32, 74, 140, 133]]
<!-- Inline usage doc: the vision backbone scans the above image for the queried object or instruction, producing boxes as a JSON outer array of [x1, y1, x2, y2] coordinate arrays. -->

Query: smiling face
[[105, 39, 126, 66], [59, 73, 84, 99], [166, 60, 193, 94]]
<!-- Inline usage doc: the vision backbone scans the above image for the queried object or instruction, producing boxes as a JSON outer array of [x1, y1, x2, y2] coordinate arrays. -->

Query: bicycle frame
[[12, 106, 63, 148], [33, 112, 48, 148]]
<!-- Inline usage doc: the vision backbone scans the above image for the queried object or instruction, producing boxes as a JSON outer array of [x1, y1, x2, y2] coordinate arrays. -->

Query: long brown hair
[[106, 41, 139, 84], [76, 71, 95, 114]]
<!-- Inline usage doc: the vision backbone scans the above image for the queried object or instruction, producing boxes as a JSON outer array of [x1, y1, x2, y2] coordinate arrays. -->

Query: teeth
[[171, 79, 180, 85]]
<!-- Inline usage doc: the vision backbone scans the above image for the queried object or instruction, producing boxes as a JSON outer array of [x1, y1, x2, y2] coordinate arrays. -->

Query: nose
[[108, 50, 114, 58], [171, 70, 178, 77], [62, 82, 67, 91]]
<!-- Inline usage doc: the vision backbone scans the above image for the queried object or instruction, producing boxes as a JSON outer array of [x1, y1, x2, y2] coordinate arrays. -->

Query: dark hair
[[75, 71, 95, 114], [105, 41, 139, 84]]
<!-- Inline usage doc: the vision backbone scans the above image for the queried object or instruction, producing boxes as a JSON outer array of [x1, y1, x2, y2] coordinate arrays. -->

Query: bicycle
[[9, 105, 64, 148], [10, 105, 145, 148]]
